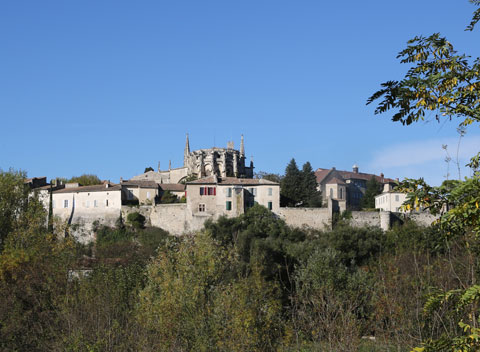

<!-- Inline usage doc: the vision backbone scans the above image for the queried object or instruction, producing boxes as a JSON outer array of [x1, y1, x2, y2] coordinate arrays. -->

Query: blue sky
[[1, 0, 479, 185]]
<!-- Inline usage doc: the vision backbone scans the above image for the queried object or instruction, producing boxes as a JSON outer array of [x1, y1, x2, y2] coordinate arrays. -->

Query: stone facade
[[121, 180, 159, 205], [50, 183, 122, 242], [186, 176, 280, 218], [375, 183, 407, 212], [316, 165, 397, 210], [131, 134, 254, 184]]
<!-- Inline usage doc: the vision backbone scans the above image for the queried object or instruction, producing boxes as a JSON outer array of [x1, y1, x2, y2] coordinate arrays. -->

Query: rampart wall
[[277, 207, 332, 230], [60, 203, 440, 242], [350, 211, 381, 228]]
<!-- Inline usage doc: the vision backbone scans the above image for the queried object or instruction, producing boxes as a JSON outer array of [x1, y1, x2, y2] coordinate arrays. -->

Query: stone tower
[[184, 133, 190, 167]]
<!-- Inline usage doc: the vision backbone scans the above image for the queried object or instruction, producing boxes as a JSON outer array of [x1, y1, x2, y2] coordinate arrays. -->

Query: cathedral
[[131, 134, 254, 184]]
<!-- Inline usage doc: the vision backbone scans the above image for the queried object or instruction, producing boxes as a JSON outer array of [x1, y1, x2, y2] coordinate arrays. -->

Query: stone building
[[186, 176, 280, 218], [131, 134, 254, 184], [120, 180, 159, 205], [315, 165, 397, 210], [375, 183, 407, 212], [50, 182, 123, 242]]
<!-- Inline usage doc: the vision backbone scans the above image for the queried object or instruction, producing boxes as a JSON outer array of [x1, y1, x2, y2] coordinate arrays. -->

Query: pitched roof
[[188, 176, 278, 186], [326, 177, 346, 185], [160, 183, 186, 191], [53, 184, 121, 194], [315, 167, 395, 185], [121, 180, 159, 188], [337, 170, 395, 183], [314, 168, 332, 184]]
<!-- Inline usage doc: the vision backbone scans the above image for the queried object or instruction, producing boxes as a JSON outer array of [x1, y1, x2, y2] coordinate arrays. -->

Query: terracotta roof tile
[[188, 176, 278, 185], [121, 180, 159, 188], [160, 183, 186, 191], [53, 184, 121, 194], [315, 167, 395, 184], [326, 177, 346, 185]]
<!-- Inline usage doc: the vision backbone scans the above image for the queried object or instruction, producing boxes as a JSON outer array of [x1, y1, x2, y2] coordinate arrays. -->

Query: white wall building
[[375, 184, 407, 212], [186, 176, 280, 218]]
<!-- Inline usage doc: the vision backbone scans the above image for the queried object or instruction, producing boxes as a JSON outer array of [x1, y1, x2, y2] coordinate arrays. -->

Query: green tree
[[360, 176, 382, 209], [301, 161, 322, 207], [281, 158, 302, 207], [144, 166, 154, 173], [126, 212, 145, 229], [254, 171, 282, 183], [0, 169, 29, 252], [159, 190, 178, 204], [281, 159, 321, 207], [68, 174, 102, 186], [367, 2, 480, 349]]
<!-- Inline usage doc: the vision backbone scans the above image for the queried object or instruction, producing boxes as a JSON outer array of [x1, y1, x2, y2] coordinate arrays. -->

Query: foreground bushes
[[0, 200, 474, 351]]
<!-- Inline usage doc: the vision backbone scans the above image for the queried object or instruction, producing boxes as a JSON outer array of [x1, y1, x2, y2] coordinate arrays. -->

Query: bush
[[127, 212, 145, 229]]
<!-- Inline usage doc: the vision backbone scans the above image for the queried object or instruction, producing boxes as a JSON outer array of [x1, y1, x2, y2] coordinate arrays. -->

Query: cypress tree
[[280, 159, 302, 207], [301, 162, 322, 207]]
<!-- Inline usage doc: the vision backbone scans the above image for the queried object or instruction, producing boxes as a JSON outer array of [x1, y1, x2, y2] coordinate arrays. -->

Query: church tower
[[184, 133, 190, 167], [240, 134, 245, 158]]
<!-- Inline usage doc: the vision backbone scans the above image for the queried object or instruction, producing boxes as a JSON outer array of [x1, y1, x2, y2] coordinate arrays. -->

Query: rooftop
[[53, 183, 121, 194], [188, 176, 278, 185]]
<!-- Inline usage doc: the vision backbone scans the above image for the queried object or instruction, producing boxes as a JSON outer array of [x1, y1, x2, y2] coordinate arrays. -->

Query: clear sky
[[1, 0, 479, 185]]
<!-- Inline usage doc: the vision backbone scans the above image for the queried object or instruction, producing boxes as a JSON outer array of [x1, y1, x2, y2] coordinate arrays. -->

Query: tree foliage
[[280, 159, 321, 207], [68, 174, 102, 186], [368, 2, 480, 350], [0, 169, 29, 252], [360, 176, 382, 209]]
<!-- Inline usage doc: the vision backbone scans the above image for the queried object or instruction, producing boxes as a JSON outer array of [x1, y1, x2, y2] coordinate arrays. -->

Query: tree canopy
[[68, 174, 102, 186], [360, 176, 382, 209], [280, 159, 322, 207], [368, 2, 480, 349]]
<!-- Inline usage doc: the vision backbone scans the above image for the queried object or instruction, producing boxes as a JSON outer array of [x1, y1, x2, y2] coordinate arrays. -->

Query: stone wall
[[121, 204, 210, 236], [394, 211, 439, 227], [350, 211, 381, 228], [277, 207, 332, 230]]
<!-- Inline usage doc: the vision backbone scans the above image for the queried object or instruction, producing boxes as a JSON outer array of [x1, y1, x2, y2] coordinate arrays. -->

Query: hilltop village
[[26, 135, 433, 242]]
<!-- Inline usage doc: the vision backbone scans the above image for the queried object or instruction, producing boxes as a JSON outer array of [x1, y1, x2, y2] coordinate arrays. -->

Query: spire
[[184, 133, 190, 166], [240, 134, 245, 157]]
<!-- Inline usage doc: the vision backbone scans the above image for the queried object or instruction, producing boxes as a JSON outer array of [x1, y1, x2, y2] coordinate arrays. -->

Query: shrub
[[127, 212, 145, 229]]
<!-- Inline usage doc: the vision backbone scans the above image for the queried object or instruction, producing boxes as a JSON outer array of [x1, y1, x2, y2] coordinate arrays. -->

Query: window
[[268, 188, 272, 196], [64, 199, 68, 208], [226, 188, 232, 197], [128, 190, 134, 200], [330, 188, 333, 198], [200, 187, 216, 196], [268, 201, 272, 210], [339, 188, 343, 199], [395, 195, 399, 202], [94, 200, 98, 207], [199, 203, 206, 212], [226, 201, 232, 211], [146, 191, 151, 199], [105, 199, 109, 207], [86, 201, 90, 208], [52, 200, 56, 208]]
